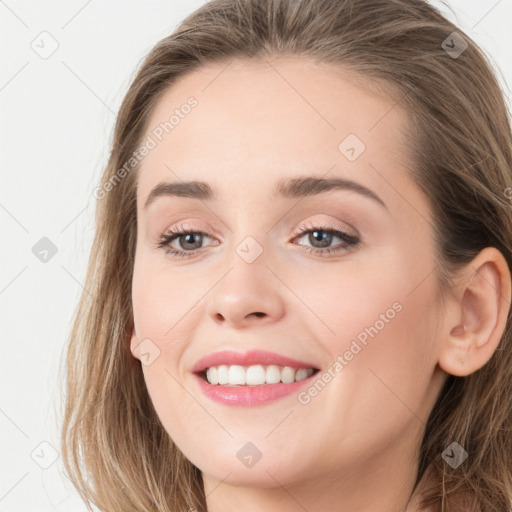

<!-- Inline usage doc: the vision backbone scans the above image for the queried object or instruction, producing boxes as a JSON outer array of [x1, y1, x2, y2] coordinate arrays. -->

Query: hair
[[60, 0, 512, 511]]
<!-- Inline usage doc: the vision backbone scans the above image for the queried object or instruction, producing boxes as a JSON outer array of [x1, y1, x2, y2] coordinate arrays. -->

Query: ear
[[130, 326, 141, 361], [438, 247, 511, 377]]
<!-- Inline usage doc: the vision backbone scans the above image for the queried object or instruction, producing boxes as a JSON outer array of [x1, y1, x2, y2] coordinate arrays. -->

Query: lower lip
[[193, 372, 318, 406]]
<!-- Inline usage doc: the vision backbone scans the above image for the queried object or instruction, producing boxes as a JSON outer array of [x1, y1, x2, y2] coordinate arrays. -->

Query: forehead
[[136, 56, 414, 207]]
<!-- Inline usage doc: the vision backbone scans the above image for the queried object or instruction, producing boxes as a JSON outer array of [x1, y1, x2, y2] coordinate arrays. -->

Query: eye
[[156, 221, 360, 259], [156, 225, 217, 258], [292, 221, 360, 257]]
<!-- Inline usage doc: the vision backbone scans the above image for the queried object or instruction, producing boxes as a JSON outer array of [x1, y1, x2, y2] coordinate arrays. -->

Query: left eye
[[295, 227, 359, 251]]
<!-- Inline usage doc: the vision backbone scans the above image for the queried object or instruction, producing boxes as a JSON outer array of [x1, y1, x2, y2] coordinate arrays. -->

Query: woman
[[61, 0, 512, 510]]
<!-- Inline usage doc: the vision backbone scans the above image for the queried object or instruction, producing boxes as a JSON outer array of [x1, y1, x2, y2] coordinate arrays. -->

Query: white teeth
[[266, 365, 281, 384], [246, 365, 266, 385], [281, 366, 296, 383], [228, 365, 246, 385], [217, 365, 229, 385], [206, 366, 218, 385], [295, 368, 310, 381], [204, 365, 315, 386]]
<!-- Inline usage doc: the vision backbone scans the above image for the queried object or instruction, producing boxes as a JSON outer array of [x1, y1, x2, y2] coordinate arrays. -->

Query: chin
[[191, 445, 311, 489]]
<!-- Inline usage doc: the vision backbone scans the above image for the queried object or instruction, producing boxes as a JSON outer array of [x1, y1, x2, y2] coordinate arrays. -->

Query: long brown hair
[[61, 1, 512, 510]]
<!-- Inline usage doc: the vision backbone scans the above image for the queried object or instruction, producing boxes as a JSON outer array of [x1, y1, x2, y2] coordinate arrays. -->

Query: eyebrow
[[143, 175, 387, 210]]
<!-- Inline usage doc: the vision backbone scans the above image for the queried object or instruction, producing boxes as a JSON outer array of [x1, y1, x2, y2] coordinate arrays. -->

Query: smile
[[203, 364, 316, 386]]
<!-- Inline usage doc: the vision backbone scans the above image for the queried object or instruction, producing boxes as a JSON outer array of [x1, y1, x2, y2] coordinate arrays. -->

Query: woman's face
[[130, 57, 448, 503]]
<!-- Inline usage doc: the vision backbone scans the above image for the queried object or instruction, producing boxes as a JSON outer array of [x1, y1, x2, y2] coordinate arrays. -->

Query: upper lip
[[192, 350, 319, 374]]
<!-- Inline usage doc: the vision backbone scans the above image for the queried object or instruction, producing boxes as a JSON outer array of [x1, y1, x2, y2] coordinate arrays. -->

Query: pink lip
[[191, 350, 320, 407], [193, 372, 319, 406], [191, 349, 318, 373]]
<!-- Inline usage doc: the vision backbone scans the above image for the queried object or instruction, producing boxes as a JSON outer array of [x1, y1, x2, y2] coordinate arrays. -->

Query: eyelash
[[156, 221, 360, 259]]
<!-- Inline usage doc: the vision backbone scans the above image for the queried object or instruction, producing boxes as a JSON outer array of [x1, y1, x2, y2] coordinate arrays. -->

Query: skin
[[129, 57, 511, 512]]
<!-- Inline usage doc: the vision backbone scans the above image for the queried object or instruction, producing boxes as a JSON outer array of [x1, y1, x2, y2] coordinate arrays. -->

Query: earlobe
[[438, 247, 511, 377], [130, 326, 141, 361]]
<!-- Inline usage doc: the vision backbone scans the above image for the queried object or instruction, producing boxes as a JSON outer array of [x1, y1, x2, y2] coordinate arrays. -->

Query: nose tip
[[206, 246, 286, 328]]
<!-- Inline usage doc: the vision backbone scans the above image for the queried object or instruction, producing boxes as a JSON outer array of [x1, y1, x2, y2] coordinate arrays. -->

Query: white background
[[1, 1, 511, 510]]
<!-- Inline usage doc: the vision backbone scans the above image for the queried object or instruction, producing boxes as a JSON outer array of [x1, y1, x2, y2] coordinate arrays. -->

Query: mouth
[[193, 363, 321, 406], [192, 349, 321, 387], [196, 365, 321, 386]]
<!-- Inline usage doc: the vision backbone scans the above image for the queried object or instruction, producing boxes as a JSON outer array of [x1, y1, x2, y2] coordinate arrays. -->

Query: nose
[[206, 241, 286, 328]]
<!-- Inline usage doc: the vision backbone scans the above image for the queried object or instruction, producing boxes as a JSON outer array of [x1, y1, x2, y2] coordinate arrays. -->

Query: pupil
[[310, 230, 331, 248], [182, 233, 202, 250]]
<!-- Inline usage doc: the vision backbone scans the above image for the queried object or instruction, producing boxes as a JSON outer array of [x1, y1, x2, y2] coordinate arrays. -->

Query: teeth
[[228, 365, 245, 385], [218, 365, 228, 385], [246, 364, 266, 385], [204, 364, 315, 386], [266, 365, 281, 384]]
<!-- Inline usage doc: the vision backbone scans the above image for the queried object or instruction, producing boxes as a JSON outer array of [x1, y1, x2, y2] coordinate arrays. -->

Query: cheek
[[291, 254, 438, 403], [131, 263, 200, 445], [339, 270, 438, 419], [131, 254, 204, 350], [131, 258, 196, 397], [286, 262, 439, 463]]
